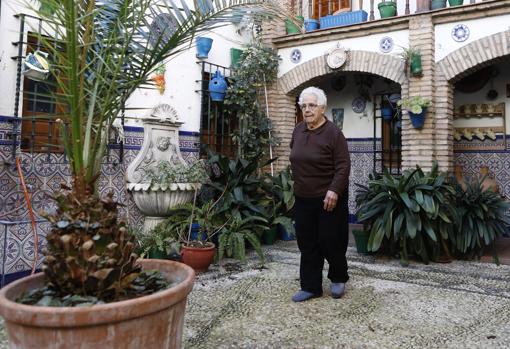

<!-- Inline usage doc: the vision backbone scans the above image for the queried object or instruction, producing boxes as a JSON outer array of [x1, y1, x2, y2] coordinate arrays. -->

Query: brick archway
[[279, 51, 407, 95], [269, 51, 407, 172], [434, 30, 510, 171], [437, 30, 510, 83]]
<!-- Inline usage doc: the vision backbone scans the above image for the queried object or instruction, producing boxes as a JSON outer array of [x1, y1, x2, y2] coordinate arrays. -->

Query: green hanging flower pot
[[448, 0, 464, 6], [410, 53, 423, 77], [285, 15, 304, 34], [378, 1, 397, 18]]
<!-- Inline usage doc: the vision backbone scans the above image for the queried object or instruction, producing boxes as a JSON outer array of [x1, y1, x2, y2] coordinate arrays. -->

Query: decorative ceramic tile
[[0, 124, 200, 279], [379, 36, 394, 53], [290, 49, 302, 64], [452, 24, 470, 42]]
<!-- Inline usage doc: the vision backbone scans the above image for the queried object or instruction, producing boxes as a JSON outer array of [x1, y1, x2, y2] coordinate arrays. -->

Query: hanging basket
[[382, 106, 394, 121], [409, 108, 427, 129], [410, 54, 423, 77]]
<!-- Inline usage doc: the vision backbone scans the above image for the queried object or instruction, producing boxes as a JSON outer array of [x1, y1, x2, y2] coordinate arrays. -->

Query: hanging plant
[[399, 46, 423, 77], [223, 42, 281, 160]]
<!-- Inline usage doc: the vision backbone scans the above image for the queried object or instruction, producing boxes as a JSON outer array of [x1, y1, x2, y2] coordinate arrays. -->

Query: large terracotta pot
[[0, 259, 195, 349], [181, 243, 215, 273]]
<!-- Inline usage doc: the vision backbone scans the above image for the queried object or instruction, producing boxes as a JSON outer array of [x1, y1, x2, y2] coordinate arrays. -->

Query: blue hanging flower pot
[[196, 36, 213, 59], [208, 70, 227, 102], [409, 108, 427, 129]]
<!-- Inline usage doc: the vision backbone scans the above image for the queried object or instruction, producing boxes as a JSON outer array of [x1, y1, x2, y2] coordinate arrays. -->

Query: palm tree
[[27, 0, 290, 300], [34, 0, 287, 196]]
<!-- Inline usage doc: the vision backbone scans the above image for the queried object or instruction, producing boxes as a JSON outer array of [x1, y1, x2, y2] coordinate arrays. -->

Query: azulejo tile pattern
[[0, 120, 200, 281]]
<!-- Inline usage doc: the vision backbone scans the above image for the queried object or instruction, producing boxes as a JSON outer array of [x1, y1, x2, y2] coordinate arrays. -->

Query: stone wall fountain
[[126, 104, 200, 233]]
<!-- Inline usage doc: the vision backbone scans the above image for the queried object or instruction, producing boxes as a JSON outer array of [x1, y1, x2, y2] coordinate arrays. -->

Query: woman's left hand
[[323, 190, 338, 211]]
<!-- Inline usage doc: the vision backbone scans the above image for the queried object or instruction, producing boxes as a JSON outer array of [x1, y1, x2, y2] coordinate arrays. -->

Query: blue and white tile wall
[[0, 118, 200, 286], [454, 136, 510, 198]]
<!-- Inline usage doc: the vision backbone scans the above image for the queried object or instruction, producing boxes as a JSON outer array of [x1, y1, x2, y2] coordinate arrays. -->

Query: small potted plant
[[378, 0, 397, 18], [399, 46, 423, 77], [397, 96, 431, 129]]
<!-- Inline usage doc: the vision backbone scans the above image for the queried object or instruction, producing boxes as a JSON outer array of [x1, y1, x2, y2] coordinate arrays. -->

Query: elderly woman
[[289, 86, 351, 302]]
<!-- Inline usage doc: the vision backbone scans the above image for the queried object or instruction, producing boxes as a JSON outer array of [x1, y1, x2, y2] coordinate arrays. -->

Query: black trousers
[[294, 191, 349, 294]]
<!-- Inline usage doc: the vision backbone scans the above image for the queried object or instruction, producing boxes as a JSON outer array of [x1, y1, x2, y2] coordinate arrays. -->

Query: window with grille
[[21, 32, 65, 152], [199, 63, 236, 158]]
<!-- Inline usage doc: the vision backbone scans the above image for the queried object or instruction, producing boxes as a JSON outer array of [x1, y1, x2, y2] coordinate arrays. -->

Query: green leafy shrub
[[356, 162, 456, 265], [450, 177, 510, 261]]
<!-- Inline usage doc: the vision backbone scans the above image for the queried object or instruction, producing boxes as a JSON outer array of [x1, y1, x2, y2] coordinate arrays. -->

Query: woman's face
[[301, 93, 325, 128]]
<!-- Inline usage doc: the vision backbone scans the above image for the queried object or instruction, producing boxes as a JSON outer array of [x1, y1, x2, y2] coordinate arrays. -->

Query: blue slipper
[[292, 290, 321, 302], [330, 283, 345, 299]]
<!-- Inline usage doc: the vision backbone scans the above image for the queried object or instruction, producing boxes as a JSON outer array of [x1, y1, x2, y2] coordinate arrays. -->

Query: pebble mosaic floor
[[1, 241, 510, 348]]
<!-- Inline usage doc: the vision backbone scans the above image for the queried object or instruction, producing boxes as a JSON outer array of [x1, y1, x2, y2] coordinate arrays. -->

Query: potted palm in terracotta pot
[[0, 0, 286, 348]]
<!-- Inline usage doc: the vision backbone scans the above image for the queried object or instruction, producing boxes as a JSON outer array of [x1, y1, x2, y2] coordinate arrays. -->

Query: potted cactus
[[0, 0, 285, 348], [397, 96, 431, 129]]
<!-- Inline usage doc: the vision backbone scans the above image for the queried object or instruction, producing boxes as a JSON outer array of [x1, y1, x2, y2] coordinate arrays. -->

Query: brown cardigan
[[289, 120, 351, 198]]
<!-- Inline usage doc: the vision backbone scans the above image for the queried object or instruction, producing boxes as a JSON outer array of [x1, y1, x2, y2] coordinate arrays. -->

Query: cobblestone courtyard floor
[[1, 240, 510, 348]]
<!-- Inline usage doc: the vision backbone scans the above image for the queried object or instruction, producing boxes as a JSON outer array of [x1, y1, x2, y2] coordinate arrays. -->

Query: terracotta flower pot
[[0, 259, 195, 349], [181, 242, 216, 272]]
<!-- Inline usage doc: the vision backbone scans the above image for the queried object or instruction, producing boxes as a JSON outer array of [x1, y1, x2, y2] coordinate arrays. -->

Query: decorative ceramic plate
[[290, 49, 302, 64], [451, 24, 470, 42], [379, 36, 394, 53], [352, 96, 366, 114], [326, 47, 347, 69]]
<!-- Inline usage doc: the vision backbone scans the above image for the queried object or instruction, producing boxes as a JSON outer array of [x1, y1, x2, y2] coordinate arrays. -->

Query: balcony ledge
[[272, 0, 510, 49]]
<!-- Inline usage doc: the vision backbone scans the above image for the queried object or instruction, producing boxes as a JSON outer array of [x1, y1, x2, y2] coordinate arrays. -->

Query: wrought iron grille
[[197, 61, 236, 157], [9, 13, 124, 165], [373, 93, 402, 176]]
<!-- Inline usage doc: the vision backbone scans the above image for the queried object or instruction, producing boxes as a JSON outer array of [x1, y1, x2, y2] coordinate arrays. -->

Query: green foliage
[[134, 219, 181, 259], [42, 189, 142, 301], [450, 177, 510, 261], [261, 166, 295, 237], [217, 216, 268, 264], [224, 43, 281, 159], [397, 96, 431, 114], [146, 159, 209, 189], [356, 162, 456, 265], [207, 150, 271, 220], [398, 46, 421, 62]]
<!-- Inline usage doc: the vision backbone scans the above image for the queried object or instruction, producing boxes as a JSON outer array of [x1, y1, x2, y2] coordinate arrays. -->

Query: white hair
[[299, 86, 327, 106]]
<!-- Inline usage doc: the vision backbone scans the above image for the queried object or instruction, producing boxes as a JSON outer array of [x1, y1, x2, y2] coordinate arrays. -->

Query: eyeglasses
[[299, 103, 319, 111]]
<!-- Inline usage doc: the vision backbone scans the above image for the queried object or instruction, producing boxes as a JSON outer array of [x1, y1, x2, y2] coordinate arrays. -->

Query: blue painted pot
[[208, 70, 228, 101], [196, 36, 213, 59], [409, 108, 427, 129], [304, 19, 319, 32], [190, 223, 207, 241], [381, 106, 393, 120]]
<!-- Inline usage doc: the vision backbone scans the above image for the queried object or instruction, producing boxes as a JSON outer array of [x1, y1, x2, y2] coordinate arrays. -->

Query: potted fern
[[399, 46, 423, 77], [397, 96, 431, 129], [0, 0, 286, 348]]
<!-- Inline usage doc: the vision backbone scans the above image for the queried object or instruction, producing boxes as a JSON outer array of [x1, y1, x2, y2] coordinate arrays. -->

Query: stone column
[[401, 15, 436, 172]]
